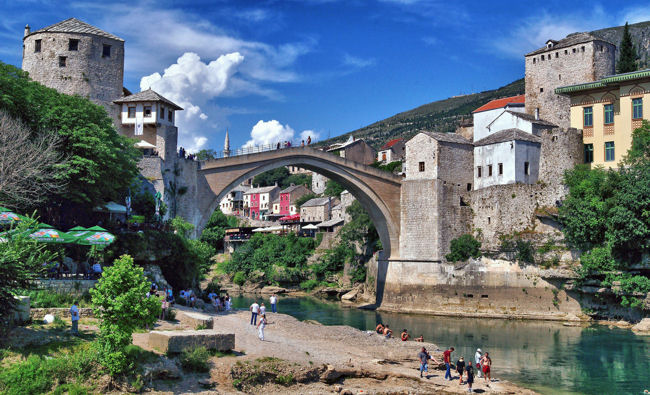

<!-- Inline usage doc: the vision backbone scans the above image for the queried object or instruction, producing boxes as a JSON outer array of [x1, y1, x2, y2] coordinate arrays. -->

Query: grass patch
[[179, 346, 211, 372], [27, 290, 93, 308]]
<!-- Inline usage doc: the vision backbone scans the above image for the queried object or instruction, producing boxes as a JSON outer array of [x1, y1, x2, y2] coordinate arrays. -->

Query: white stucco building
[[472, 94, 526, 141], [219, 185, 249, 215]]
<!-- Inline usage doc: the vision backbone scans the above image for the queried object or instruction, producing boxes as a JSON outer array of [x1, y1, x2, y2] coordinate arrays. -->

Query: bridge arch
[[195, 147, 402, 259]]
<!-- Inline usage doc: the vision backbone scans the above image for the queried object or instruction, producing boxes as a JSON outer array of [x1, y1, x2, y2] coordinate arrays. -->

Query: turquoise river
[[230, 294, 649, 395]]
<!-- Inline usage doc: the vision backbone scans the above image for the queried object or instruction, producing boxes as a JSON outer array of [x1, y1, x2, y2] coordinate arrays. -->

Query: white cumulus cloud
[[245, 120, 318, 147], [140, 52, 244, 153]]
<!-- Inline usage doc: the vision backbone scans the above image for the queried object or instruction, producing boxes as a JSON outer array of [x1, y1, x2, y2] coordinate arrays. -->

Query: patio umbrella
[[76, 225, 115, 246], [0, 206, 26, 226], [19, 223, 78, 243], [66, 226, 90, 238]]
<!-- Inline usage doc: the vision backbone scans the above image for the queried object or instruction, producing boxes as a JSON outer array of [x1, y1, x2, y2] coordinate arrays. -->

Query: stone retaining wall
[[30, 307, 95, 320], [36, 279, 97, 295]]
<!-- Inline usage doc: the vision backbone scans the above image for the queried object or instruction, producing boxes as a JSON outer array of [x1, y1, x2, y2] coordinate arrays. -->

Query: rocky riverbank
[[134, 307, 538, 394]]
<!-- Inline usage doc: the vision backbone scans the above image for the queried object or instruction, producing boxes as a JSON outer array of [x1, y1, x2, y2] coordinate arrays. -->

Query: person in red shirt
[[443, 347, 454, 380], [400, 329, 409, 341]]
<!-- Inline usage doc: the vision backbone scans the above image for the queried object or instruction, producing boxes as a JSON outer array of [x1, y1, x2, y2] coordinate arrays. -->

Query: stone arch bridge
[[189, 147, 403, 259]]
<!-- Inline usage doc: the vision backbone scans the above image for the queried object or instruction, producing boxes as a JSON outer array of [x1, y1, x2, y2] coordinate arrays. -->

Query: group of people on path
[[249, 294, 278, 341], [425, 346, 492, 393]]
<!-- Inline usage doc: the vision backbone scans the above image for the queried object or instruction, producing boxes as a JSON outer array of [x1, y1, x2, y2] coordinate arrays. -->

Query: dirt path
[[136, 307, 537, 394]]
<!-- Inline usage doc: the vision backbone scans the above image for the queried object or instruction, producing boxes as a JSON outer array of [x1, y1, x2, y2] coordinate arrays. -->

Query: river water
[[230, 294, 649, 395]]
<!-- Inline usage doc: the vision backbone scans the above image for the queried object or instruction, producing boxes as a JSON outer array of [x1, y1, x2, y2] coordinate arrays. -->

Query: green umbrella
[[76, 230, 115, 246], [66, 226, 90, 238], [0, 206, 27, 226], [19, 223, 77, 243], [86, 226, 108, 232]]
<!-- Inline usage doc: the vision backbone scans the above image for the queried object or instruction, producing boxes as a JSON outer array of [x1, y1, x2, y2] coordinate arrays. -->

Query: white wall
[[120, 102, 174, 126], [487, 111, 533, 136], [473, 106, 527, 141], [473, 140, 541, 189]]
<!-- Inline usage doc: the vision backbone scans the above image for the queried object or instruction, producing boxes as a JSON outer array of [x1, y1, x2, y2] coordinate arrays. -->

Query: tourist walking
[[474, 348, 483, 378], [250, 301, 260, 325], [257, 313, 267, 341], [270, 294, 277, 313], [481, 352, 492, 384], [456, 356, 466, 384], [70, 301, 79, 335], [466, 362, 475, 393], [443, 347, 454, 380], [418, 347, 430, 378]]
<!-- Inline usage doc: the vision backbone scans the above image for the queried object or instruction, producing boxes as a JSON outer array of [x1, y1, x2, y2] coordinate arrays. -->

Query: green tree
[[89, 255, 160, 375], [445, 234, 482, 262], [617, 22, 638, 73], [195, 149, 218, 161], [0, 218, 53, 333], [253, 167, 289, 187], [200, 210, 239, 250], [0, 62, 140, 209], [131, 188, 167, 222], [324, 179, 345, 197], [171, 216, 195, 238], [284, 173, 312, 189]]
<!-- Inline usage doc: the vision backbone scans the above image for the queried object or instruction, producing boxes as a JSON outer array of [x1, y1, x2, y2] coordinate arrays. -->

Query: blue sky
[[1, 1, 649, 152]]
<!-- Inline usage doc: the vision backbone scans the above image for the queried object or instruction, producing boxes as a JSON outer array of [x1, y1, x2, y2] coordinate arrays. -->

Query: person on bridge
[[400, 329, 410, 341], [277, 142, 280, 150], [307, 135, 311, 145], [301, 140, 305, 147]]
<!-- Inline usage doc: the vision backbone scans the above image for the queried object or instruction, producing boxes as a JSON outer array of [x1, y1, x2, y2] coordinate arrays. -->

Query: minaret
[[223, 129, 231, 157]]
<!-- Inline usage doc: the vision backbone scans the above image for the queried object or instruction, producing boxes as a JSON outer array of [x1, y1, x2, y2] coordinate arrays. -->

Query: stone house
[[556, 68, 650, 168], [300, 197, 335, 223], [377, 138, 405, 163], [311, 173, 328, 194], [326, 136, 377, 165], [525, 32, 616, 128]]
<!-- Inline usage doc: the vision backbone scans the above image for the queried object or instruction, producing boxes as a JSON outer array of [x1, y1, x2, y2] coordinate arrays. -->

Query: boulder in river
[[631, 318, 650, 334]]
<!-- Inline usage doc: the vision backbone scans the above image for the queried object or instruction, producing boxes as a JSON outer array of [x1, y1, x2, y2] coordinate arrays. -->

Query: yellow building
[[556, 69, 650, 168]]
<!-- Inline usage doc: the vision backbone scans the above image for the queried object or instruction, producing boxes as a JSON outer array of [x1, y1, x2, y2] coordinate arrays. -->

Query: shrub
[[180, 346, 211, 372], [233, 271, 246, 286], [300, 278, 319, 291], [170, 216, 195, 238], [514, 239, 535, 264], [90, 255, 161, 375], [27, 290, 92, 308], [165, 308, 177, 321], [579, 246, 618, 277], [445, 234, 482, 262]]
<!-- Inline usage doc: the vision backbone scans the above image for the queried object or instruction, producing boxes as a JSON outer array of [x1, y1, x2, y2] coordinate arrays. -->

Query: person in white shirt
[[250, 302, 260, 325], [70, 301, 79, 335], [475, 348, 483, 378], [260, 303, 266, 315], [257, 313, 267, 341], [270, 294, 277, 313]]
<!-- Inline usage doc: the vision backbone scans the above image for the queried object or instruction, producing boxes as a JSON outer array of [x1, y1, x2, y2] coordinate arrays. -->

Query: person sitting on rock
[[401, 329, 410, 341], [375, 323, 384, 334], [383, 325, 393, 339], [415, 334, 424, 342]]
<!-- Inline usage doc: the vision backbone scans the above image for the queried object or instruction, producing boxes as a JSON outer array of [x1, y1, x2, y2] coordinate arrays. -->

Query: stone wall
[[376, 257, 586, 320], [525, 39, 615, 129], [36, 279, 97, 295], [22, 31, 124, 124], [30, 307, 95, 320], [311, 172, 328, 194]]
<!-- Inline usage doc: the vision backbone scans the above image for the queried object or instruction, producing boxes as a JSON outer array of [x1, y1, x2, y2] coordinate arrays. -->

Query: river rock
[[143, 264, 170, 290], [176, 309, 214, 329], [631, 318, 650, 333], [341, 288, 359, 302], [260, 285, 288, 294]]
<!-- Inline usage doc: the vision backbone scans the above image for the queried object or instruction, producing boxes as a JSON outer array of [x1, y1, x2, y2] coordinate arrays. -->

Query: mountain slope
[[320, 21, 650, 149]]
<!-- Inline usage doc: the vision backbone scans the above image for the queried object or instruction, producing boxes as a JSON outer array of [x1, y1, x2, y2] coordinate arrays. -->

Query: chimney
[[24, 24, 30, 37], [535, 108, 540, 121]]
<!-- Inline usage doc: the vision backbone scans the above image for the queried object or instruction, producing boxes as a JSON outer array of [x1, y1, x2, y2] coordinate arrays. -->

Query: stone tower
[[524, 32, 615, 128], [22, 18, 124, 122], [223, 129, 231, 157]]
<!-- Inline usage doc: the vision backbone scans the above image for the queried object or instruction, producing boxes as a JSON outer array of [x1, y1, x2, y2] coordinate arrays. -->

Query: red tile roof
[[472, 94, 525, 114], [381, 138, 402, 150]]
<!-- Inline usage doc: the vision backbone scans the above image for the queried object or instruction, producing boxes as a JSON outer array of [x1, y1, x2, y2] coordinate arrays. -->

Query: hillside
[[320, 21, 650, 149], [320, 78, 524, 149]]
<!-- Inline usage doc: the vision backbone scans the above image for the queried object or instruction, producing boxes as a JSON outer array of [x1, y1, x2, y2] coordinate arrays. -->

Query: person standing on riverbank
[[456, 356, 466, 384], [465, 362, 475, 393], [418, 347, 430, 378], [260, 302, 266, 315], [250, 301, 260, 325], [443, 347, 454, 380], [270, 294, 277, 313], [257, 313, 267, 341], [481, 352, 492, 384], [474, 348, 483, 378]]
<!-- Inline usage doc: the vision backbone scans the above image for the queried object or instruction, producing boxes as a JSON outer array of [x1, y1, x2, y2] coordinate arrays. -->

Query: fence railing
[[180, 139, 317, 161]]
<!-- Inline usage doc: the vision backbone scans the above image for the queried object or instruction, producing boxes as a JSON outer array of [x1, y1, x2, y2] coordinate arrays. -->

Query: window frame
[[498, 163, 503, 175], [605, 141, 615, 162], [34, 39, 41, 53], [584, 144, 594, 163], [102, 44, 111, 58], [418, 161, 425, 172], [168, 110, 173, 122], [58, 56, 67, 67], [524, 161, 530, 176], [127, 107, 136, 119], [68, 39, 79, 51], [604, 103, 614, 125], [632, 98, 643, 120], [488, 164, 493, 177], [143, 106, 152, 118], [583, 106, 593, 127], [477, 166, 482, 178]]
